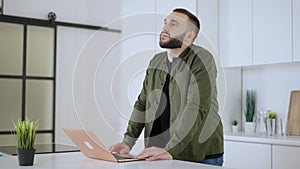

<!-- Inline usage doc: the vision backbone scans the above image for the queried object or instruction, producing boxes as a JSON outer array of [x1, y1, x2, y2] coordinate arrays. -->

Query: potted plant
[[266, 111, 277, 135], [268, 111, 277, 119], [231, 120, 239, 133], [244, 90, 256, 133], [13, 118, 39, 166]]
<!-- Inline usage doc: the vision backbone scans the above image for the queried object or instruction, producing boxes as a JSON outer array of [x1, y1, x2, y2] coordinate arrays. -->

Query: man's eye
[[170, 23, 178, 27]]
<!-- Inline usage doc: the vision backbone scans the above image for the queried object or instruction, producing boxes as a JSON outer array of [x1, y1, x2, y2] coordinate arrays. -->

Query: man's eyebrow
[[164, 18, 180, 24], [170, 19, 180, 24]]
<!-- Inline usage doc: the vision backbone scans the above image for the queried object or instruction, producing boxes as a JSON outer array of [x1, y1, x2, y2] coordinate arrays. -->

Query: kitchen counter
[[0, 151, 228, 169], [225, 132, 300, 147]]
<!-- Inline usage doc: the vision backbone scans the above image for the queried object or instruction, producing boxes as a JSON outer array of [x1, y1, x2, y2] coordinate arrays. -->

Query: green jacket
[[122, 44, 224, 162]]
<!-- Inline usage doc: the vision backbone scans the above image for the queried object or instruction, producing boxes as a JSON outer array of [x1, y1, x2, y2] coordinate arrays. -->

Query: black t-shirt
[[148, 57, 172, 148]]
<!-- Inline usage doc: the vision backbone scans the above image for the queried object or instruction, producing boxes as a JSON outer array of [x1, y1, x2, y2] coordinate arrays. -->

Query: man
[[110, 8, 224, 166]]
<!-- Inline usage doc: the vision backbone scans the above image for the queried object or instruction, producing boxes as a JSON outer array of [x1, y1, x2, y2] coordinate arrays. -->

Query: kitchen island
[[0, 151, 228, 169]]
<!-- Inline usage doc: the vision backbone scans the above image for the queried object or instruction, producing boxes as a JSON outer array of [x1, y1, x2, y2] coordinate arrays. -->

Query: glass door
[[0, 20, 56, 145]]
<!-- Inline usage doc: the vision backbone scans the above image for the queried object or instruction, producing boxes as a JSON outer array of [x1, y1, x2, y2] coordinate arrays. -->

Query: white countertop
[[0, 152, 227, 169], [225, 132, 300, 146]]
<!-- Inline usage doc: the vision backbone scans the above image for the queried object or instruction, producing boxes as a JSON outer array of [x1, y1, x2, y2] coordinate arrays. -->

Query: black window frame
[[0, 15, 57, 142]]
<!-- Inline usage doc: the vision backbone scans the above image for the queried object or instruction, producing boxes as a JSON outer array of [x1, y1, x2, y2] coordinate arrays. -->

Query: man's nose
[[162, 23, 170, 32]]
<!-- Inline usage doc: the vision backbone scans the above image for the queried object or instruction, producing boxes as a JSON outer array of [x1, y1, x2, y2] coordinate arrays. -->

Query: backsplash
[[242, 62, 300, 121]]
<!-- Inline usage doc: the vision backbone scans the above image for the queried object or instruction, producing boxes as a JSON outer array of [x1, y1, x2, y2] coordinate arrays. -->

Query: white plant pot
[[245, 122, 255, 133], [232, 125, 238, 133]]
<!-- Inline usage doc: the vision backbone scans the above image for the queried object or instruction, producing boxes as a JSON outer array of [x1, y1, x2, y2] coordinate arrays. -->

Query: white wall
[[222, 68, 242, 132], [3, 0, 123, 146], [56, 27, 122, 146], [4, 0, 121, 29], [242, 63, 300, 121]]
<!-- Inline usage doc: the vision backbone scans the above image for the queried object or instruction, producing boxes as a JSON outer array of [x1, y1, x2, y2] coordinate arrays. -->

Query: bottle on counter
[[255, 109, 267, 134]]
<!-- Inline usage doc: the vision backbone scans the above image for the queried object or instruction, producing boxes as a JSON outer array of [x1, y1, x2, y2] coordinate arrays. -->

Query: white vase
[[266, 119, 276, 136], [245, 122, 255, 133], [232, 125, 238, 133]]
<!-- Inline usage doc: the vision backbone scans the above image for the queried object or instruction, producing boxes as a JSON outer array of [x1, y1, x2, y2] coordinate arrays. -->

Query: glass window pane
[[26, 26, 54, 77], [0, 133, 52, 146], [0, 79, 22, 131], [26, 80, 53, 130], [0, 22, 23, 75], [0, 135, 17, 146], [35, 133, 53, 144]]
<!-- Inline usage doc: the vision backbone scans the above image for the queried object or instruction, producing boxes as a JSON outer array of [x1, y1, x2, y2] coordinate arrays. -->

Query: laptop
[[62, 128, 142, 162]]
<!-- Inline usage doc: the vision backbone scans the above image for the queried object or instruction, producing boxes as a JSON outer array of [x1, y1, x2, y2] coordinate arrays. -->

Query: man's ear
[[184, 31, 196, 43]]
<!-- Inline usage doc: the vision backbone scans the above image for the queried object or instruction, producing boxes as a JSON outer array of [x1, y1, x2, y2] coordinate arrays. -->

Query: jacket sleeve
[[122, 62, 151, 149], [165, 50, 218, 156]]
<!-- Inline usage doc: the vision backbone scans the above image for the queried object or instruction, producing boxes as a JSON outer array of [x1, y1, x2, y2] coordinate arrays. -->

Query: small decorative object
[[13, 118, 39, 166], [286, 90, 300, 136], [232, 120, 238, 133], [255, 109, 268, 134], [244, 90, 256, 133], [266, 111, 277, 136]]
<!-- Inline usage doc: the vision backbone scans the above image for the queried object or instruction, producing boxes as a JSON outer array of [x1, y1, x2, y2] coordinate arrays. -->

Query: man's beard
[[159, 32, 185, 49]]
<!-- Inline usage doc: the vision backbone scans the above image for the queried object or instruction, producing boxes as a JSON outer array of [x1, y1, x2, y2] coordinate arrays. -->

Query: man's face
[[159, 12, 189, 49]]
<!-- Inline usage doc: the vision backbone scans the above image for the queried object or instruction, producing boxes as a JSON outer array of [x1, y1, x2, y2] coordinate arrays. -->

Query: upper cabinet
[[253, 0, 292, 65], [294, 0, 300, 62], [197, 0, 219, 52], [219, 0, 253, 67], [220, 0, 294, 67]]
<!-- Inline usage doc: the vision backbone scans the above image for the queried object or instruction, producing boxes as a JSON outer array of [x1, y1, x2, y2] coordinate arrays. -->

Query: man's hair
[[173, 8, 200, 39]]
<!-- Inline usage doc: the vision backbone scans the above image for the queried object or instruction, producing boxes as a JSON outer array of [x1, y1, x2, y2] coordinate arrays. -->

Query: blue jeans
[[199, 155, 224, 166]]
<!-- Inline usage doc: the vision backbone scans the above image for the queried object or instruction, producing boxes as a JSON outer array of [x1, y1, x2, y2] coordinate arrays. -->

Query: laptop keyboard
[[113, 153, 135, 160]]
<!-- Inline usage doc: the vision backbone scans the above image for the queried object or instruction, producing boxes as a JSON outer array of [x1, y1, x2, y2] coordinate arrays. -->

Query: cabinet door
[[294, 0, 300, 61], [272, 145, 300, 169], [253, 0, 292, 64], [219, 0, 252, 67], [224, 141, 271, 169], [197, 0, 219, 52]]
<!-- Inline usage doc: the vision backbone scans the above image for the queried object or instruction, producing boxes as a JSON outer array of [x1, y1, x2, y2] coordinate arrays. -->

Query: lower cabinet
[[225, 141, 300, 169], [224, 141, 272, 169], [272, 145, 300, 169]]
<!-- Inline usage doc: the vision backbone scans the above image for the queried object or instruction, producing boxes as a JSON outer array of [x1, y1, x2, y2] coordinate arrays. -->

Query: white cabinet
[[220, 0, 294, 67], [272, 145, 300, 169], [252, 0, 292, 64], [219, 0, 253, 67], [294, 0, 300, 61], [197, 0, 219, 51], [224, 141, 272, 169]]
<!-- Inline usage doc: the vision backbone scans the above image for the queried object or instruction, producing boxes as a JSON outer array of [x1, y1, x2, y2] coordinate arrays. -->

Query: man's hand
[[137, 146, 173, 161], [109, 143, 130, 154]]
